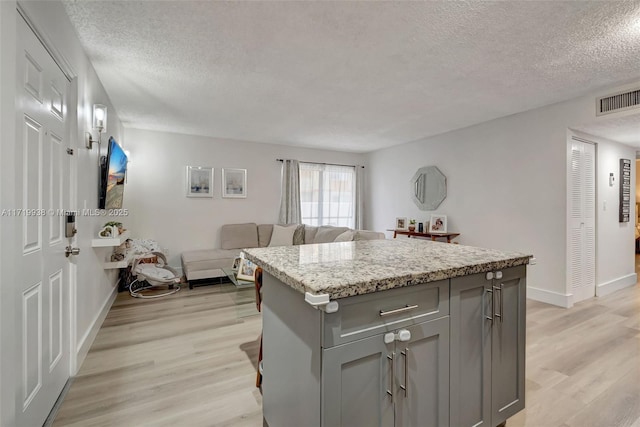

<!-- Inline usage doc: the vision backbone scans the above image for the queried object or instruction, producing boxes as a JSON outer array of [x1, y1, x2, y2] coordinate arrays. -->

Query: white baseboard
[[597, 273, 637, 297], [75, 287, 117, 370], [527, 286, 573, 308]]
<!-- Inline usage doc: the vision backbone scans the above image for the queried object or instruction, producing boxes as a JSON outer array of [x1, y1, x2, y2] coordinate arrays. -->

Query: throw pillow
[[304, 226, 319, 244], [354, 230, 386, 241], [268, 224, 297, 247], [293, 224, 305, 245], [314, 226, 350, 243], [333, 230, 356, 242]]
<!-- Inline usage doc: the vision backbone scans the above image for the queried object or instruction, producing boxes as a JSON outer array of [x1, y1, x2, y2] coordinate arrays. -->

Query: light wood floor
[[53, 280, 640, 427]]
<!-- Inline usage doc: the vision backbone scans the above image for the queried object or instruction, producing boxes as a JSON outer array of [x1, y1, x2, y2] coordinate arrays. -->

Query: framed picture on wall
[[429, 214, 447, 233], [186, 166, 213, 198], [222, 168, 247, 198]]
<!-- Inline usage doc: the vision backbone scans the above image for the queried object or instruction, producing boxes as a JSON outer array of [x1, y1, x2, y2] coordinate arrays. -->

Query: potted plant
[[408, 219, 416, 232]]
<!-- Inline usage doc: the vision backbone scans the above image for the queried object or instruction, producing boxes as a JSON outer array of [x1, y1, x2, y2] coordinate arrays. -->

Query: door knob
[[495, 271, 503, 280], [65, 246, 80, 257]]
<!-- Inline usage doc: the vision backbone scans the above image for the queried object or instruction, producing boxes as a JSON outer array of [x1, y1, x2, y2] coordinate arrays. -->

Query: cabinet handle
[[400, 348, 409, 397], [499, 283, 504, 323], [379, 304, 418, 317], [492, 285, 502, 321], [485, 288, 493, 322], [387, 353, 394, 402]]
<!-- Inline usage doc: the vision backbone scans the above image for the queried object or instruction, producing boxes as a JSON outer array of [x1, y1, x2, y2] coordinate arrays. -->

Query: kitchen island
[[244, 238, 532, 427]]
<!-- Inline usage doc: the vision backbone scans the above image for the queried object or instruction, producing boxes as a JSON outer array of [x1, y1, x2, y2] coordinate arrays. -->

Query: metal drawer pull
[[499, 283, 504, 323], [493, 286, 501, 321], [400, 348, 409, 397], [379, 304, 419, 317], [485, 288, 493, 322], [387, 353, 394, 402]]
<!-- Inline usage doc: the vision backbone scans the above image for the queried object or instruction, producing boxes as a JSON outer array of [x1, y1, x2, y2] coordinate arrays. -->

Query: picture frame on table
[[222, 168, 247, 198], [237, 254, 256, 282], [429, 214, 447, 233], [232, 257, 242, 271], [396, 217, 407, 230], [186, 166, 213, 198]]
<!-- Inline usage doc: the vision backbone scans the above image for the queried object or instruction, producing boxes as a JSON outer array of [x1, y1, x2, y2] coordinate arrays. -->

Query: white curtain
[[278, 159, 301, 225], [300, 163, 356, 228], [355, 166, 364, 229]]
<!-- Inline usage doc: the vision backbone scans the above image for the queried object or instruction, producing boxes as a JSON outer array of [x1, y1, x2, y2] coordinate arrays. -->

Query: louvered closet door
[[568, 140, 596, 303]]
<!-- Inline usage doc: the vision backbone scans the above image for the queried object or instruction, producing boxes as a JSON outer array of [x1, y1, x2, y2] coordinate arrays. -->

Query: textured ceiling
[[62, 1, 640, 152]]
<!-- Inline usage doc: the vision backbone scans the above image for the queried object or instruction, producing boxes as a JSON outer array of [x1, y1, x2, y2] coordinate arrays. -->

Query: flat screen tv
[[98, 137, 128, 209]]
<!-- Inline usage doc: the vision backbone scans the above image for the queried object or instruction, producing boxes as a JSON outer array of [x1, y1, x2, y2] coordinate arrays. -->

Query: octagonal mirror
[[411, 166, 446, 210]]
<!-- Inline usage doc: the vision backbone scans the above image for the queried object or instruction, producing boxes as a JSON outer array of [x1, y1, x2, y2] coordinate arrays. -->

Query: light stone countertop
[[243, 239, 532, 299]]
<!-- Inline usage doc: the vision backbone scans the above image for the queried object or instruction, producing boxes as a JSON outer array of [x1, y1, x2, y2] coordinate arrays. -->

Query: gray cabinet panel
[[396, 317, 450, 427], [322, 335, 394, 427], [450, 273, 491, 427], [491, 266, 526, 425]]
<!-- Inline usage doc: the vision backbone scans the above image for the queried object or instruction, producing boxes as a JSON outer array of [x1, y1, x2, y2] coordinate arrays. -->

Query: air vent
[[596, 89, 640, 116]]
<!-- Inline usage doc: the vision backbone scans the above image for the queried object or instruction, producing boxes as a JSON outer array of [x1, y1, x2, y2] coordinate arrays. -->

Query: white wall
[[5, 0, 125, 377], [365, 84, 638, 307], [124, 128, 366, 267]]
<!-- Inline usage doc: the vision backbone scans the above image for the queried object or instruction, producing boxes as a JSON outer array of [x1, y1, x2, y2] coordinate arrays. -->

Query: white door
[[568, 138, 596, 304], [14, 15, 71, 426]]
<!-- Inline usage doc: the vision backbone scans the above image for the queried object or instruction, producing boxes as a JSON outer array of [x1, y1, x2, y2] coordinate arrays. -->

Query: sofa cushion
[[258, 224, 274, 247], [293, 224, 305, 245], [269, 224, 298, 247], [334, 230, 356, 242], [304, 226, 319, 244], [314, 226, 350, 243], [220, 223, 258, 250], [354, 230, 386, 241]]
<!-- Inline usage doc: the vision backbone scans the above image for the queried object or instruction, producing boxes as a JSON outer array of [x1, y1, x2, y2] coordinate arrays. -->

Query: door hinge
[[66, 148, 74, 155]]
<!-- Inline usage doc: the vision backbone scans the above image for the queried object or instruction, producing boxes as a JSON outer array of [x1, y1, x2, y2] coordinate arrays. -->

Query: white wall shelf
[[91, 230, 130, 248], [103, 251, 135, 269]]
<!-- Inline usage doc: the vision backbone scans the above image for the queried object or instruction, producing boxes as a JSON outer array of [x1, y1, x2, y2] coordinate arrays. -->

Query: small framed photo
[[186, 166, 213, 198], [237, 254, 256, 282], [429, 214, 447, 233], [396, 217, 407, 230], [222, 168, 247, 198], [232, 256, 242, 271]]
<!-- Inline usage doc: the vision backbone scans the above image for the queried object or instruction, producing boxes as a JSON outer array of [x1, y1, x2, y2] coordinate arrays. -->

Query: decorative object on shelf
[[186, 166, 214, 198], [222, 168, 247, 198], [418, 222, 424, 233], [429, 214, 448, 233], [232, 256, 241, 271], [410, 165, 447, 211], [98, 225, 116, 238], [619, 159, 631, 222], [408, 219, 416, 232], [396, 217, 407, 230], [237, 252, 256, 282], [104, 221, 124, 235]]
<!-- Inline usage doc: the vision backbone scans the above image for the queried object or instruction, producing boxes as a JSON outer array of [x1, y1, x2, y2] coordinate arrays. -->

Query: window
[[299, 162, 356, 228]]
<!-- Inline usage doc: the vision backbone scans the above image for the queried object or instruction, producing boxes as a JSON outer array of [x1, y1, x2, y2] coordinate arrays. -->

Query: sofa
[[181, 223, 385, 286]]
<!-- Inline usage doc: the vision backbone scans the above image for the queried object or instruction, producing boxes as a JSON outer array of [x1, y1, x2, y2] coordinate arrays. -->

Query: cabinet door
[[450, 273, 492, 427], [395, 317, 450, 427], [322, 335, 394, 427], [491, 266, 526, 425]]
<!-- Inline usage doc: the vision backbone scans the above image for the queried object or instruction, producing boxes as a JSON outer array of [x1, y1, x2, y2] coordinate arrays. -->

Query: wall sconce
[[86, 104, 107, 149]]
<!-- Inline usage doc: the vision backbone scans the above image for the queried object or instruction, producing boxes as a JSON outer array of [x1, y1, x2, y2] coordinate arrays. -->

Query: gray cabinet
[[450, 265, 526, 427], [322, 334, 394, 427], [395, 317, 449, 427], [322, 316, 449, 427]]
